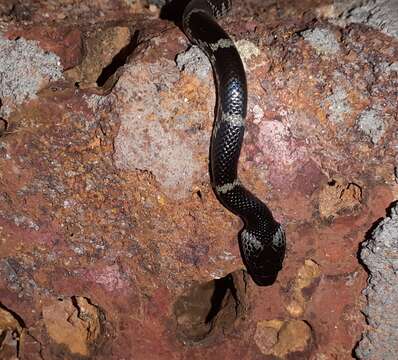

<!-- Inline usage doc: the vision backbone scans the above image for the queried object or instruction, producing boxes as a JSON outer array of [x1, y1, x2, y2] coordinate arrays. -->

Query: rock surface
[[355, 202, 398, 360], [0, 0, 397, 359]]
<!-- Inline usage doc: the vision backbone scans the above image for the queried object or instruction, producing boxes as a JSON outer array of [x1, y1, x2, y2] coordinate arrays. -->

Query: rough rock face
[[0, 0, 397, 359], [355, 203, 398, 360], [325, 0, 398, 38], [0, 37, 63, 117]]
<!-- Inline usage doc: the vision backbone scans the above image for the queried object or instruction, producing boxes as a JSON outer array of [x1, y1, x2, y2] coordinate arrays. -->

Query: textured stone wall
[[356, 203, 398, 360], [0, 0, 397, 359]]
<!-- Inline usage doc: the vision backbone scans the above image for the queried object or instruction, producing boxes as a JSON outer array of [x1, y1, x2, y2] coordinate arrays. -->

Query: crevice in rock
[[327, 179, 336, 186], [205, 274, 238, 324], [356, 215, 383, 275], [70, 295, 107, 328], [25, 332, 45, 360], [352, 211, 388, 358], [352, 343, 361, 360], [0, 117, 8, 137], [0, 98, 8, 137], [0, 302, 25, 329], [42, 296, 108, 358], [195, 189, 202, 200], [0, 302, 25, 357], [96, 29, 140, 87], [174, 270, 246, 344]]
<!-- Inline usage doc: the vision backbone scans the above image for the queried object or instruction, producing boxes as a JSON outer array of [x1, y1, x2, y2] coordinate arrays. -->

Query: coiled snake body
[[182, 0, 285, 285]]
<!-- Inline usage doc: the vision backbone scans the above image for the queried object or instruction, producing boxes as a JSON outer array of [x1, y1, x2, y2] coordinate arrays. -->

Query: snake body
[[182, 0, 285, 286]]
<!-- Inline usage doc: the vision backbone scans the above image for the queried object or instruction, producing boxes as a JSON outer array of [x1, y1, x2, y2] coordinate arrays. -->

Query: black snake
[[182, 0, 285, 285]]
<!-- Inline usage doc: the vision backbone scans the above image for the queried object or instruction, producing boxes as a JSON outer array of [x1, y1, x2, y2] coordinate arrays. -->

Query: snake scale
[[182, 0, 285, 285]]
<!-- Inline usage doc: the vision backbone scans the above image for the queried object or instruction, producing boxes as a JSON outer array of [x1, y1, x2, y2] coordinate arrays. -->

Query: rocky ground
[[0, 0, 397, 359]]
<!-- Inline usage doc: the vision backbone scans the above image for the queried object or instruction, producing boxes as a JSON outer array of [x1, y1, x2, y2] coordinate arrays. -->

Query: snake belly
[[182, 0, 286, 286]]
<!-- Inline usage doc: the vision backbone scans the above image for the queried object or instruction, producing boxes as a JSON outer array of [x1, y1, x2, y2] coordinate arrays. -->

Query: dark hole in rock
[[96, 30, 140, 87], [0, 118, 8, 136], [205, 274, 237, 324], [174, 270, 246, 344]]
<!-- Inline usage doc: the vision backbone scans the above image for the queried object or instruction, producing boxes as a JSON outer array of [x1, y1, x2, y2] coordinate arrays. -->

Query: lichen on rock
[[0, 36, 63, 117], [302, 27, 341, 55], [356, 202, 398, 359], [331, 0, 398, 39], [0, 0, 397, 359]]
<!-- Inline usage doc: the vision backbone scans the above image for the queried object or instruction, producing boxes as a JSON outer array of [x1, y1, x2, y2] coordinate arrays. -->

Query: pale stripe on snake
[[182, 0, 285, 286]]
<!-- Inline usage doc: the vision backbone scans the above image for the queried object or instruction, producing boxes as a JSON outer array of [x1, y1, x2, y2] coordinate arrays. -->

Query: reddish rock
[[42, 297, 102, 357], [254, 319, 313, 358], [0, 1, 397, 359], [0, 305, 23, 359], [5, 26, 83, 70]]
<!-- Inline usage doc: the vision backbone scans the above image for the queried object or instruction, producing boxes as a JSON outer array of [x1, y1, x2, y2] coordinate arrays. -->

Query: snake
[[181, 0, 286, 286]]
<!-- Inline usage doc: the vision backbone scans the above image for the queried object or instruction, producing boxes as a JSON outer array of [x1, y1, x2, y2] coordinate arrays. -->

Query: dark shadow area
[[0, 99, 8, 137], [195, 189, 202, 200], [160, 0, 190, 24], [352, 344, 361, 360], [0, 117, 8, 137], [356, 215, 383, 275], [205, 273, 238, 324], [173, 270, 246, 344], [96, 30, 140, 87], [327, 179, 336, 186]]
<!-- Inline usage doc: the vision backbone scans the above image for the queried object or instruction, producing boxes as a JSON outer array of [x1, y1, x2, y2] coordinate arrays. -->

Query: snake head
[[239, 225, 286, 286]]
